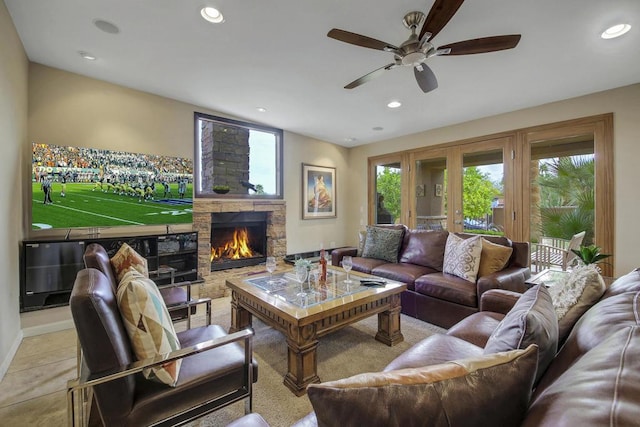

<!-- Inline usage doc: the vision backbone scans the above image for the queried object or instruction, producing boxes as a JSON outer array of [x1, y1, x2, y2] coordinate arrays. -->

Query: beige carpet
[[186, 297, 445, 427]]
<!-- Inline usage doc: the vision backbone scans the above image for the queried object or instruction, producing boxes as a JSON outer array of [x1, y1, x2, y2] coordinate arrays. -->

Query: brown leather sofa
[[331, 227, 530, 328], [291, 268, 640, 427]]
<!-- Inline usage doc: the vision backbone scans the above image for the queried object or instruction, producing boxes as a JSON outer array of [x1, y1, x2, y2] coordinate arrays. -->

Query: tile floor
[[0, 309, 212, 426]]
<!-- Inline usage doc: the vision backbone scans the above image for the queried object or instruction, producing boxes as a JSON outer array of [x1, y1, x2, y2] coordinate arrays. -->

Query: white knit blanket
[[548, 264, 603, 320]]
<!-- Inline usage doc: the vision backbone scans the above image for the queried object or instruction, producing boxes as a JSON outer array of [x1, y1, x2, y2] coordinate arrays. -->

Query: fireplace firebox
[[210, 212, 268, 271]]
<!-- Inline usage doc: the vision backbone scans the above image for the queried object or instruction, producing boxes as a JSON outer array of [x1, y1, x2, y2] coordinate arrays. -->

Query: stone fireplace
[[194, 199, 286, 299], [210, 211, 267, 271]]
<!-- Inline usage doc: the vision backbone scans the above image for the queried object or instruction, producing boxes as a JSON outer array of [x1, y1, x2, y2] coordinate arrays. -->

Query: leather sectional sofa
[[331, 227, 531, 328], [289, 268, 640, 427]]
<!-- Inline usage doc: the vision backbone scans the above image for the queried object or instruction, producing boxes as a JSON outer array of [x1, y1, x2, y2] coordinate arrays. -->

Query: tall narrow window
[[194, 113, 283, 198]]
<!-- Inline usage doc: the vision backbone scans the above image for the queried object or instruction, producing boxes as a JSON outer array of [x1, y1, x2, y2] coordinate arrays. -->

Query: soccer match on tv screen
[[31, 143, 193, 230]]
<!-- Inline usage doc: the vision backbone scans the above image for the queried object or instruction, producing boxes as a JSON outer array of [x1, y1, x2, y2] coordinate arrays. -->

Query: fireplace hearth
[[210, 212, 267, 271]]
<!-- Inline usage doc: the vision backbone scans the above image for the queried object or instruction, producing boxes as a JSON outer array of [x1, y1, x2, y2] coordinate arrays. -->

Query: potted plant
[[212, 185, 230, 194], [571, 244, 611, 267]]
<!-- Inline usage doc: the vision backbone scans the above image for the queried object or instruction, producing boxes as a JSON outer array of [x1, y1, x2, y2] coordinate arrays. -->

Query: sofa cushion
[[478, 238, 513, 278], [361, 226, 404, 263], [398, 230, 449, 270], [602, 267, 640, 299], [349, 256, 388, 274], [111, 242, 149, 283], [447, 311, 505, 348], [308, 345, 538, 427], [117, 268, 181, 387], [371, 263, 437, 287], [384, 334, 483, 371], [548, 264, 606, 343], [356, 230, 367, 257], [534, 290, 640, 396], [524, 327, 640, 427], [414, 272, 478, 307], [484, 285, 558, 383], [443, 234, 482, 283]]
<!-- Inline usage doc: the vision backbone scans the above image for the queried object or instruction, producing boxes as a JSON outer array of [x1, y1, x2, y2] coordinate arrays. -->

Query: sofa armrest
[[477, 266, 530, 298], [331, 247, 357, 266], [480, 289, 522, 314]]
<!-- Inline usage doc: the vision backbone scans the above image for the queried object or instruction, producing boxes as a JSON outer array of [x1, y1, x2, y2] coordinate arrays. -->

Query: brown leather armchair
[[83, 242, 211, 327], [67, 267, 258, 426]]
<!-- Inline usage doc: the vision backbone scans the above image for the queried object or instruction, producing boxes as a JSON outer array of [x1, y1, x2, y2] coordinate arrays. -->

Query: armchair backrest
[[564, 231, 586, 268], [70, 268, 136, 424], [83, 243, 118, 292]]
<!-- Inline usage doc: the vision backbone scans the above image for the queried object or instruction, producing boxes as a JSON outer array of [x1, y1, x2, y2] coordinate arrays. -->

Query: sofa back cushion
[[524, 327, 640, 427], [361, 226, 405, 263], [533, 290, 640, 396], [443, 234, 482, 283], [484, 285, 558, 383], [602, 267, 640, 299], [399, 230, 449, 270], [308, 345, 538, 427]]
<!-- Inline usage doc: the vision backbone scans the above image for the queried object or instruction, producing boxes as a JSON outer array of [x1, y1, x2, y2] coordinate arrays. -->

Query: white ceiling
[[6, 0, 640, 147]]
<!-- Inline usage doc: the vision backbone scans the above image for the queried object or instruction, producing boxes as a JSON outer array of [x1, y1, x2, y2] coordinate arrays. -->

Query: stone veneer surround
[[193, 199, 286, 299]]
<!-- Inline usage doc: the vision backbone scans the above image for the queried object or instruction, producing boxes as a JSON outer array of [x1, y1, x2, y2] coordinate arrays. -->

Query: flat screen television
[[31, 142, 193, 230]]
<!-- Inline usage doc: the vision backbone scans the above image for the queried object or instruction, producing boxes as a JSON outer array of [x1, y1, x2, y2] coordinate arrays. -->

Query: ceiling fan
[[327, 0, 521, 93]]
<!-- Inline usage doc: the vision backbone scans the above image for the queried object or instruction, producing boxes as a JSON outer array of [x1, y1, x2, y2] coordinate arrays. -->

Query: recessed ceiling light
[[201, 6, 224, 23], [256, 107, 267, 113], [93, 19, 120, 34], [344, 137, 357, 143], [372, 126, 384, 131], [387, 101, 402, 109], [79, 51, 97, 61], [601, 24, 631, 39]]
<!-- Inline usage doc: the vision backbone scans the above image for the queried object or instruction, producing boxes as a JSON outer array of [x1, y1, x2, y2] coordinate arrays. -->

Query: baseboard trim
[[0, 330, 24, 382], [22, 319, 75, 338]]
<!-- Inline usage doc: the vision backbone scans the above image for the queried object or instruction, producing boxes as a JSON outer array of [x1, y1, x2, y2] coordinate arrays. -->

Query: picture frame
[[302, 164, 336, 219], [435, 184, 443, 197]]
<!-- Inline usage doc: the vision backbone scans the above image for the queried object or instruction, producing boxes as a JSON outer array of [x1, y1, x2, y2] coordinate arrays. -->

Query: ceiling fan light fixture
[[201, 6, 224, 24], [601, 24, 631, 39], [387, 101, 402, 109]]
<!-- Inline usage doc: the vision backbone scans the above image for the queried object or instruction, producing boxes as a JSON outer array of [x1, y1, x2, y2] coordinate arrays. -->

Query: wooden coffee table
[[226, 269, 407, 395]]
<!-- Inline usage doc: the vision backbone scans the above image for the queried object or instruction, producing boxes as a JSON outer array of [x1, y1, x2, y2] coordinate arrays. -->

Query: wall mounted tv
[[31, 143, 193, 230]]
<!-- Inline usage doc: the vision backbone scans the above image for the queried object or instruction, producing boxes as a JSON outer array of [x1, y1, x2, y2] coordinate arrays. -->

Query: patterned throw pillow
[[478, 238, 513, 277], [307, 345, 538, 427], [548, 264, 606, 343], [443, 234, 482, 282], [110, 243, 149, 283], [361, 226, 404, 263], [117, 268, 181, 387]]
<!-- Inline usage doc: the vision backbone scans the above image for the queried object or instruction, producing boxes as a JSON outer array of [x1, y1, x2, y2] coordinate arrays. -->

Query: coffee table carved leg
[[283, 323, 320, 396], [375, 294, 404, 346], [229, 290, 252, 333]]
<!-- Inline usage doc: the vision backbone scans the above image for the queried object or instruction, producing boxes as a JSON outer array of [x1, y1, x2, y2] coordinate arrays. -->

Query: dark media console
[[20, 231, 199, 312]]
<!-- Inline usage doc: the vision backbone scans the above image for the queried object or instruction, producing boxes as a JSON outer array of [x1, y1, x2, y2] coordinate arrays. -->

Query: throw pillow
[[356, 230, 367, 257], [110, 242, 149, 283], [548, 264, 606, 343], [484, 285, 558, 384], [117, 268, 181, 387], [442, 234, 482, 282], [361, 226, 404, 263], [478, 238, 513, 278], [307, 345, 538, 427]]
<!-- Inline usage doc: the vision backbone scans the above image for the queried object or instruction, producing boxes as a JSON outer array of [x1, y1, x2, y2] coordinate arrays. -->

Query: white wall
[[348, 84, 640, 275], [0, 0, 28, 379]]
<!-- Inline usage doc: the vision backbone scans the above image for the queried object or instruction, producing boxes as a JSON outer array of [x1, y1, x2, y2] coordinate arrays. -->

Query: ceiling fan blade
[[345, 63, 398, 89], [328, 29, 399, 51], [414, 64, 438, 93], [438, 35, 521, 55], [419, 0, 465, 41]]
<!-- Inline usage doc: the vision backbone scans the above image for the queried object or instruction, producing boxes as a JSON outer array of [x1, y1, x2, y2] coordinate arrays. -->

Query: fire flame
[[211, 228, 254, 262]]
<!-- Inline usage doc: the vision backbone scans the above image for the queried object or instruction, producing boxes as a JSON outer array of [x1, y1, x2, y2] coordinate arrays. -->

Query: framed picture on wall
[[302, 164, 336, 219]]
